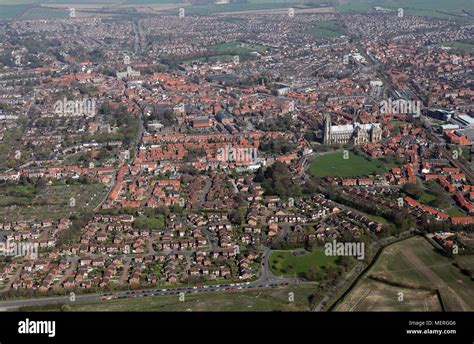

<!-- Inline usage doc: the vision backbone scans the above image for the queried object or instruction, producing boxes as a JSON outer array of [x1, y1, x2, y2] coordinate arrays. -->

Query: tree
[[402, 182, 423, 200], [257, 161, 301, 198], [230, 209, 244, 225]]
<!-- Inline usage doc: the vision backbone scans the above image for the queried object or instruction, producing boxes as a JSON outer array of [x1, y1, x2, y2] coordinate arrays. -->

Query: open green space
[[309, 151, 394, 177], [335, 277, 442, 311], [0, 0, 39, 4], [133, 215, 165, 230], [166, 0, 322, 16], [446, 208, 466, 218], [270, 248, 337, 277], [454, 255, 474, 279], [20, 7, 69, 20], [336, 236, 474, 311], [304, 20, 344, 38], [0, 182, 108, 221], [208, 41, 267, 54], [0, 5, 27, 20], [181, 40, 268, 63], [441, 39, 474, 54], [406, 181, 466, 217], [336, 0, 474, 21]]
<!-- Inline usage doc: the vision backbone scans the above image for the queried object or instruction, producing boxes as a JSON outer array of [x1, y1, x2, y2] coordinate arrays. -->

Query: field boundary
[[327, 231, 416, 311]]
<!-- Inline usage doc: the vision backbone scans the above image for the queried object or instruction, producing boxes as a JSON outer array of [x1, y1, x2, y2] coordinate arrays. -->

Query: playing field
[[270, 248, 337, 277], [309, 151, 392, 177], [335, 236, 474, 311]]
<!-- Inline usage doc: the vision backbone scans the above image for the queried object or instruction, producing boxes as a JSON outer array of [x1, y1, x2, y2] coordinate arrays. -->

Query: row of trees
[[254, 161, 301, 199], [259, 137, 296, 155]]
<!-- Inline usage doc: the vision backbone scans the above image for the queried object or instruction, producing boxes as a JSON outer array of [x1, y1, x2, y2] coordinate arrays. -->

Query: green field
[[0, 4, 70, 21], [446, 208, 466, 218], [166, 0, 318, 16], [335, 236, 474, 311], [126, 0, 180, 3], [335, 277, 442, 311], [20, 7, 69, 20], [181, 40, 267, 64], [304, 20, 344, 38], [441, 40, 474, 54], [0, 182, 108, 221], [0, 0, 39, 4], [336, 0, 474, 21], [0, 5, 29, 20], [419, 191, 436, 204], [418, 181, 466, 217], [309, 151, 393, 177], [33, 0, 120, 3], [270, 248, 337, 277], [208, 41, 267, 54], [20, 284, 323, 312], [454, 255, 474, 279]]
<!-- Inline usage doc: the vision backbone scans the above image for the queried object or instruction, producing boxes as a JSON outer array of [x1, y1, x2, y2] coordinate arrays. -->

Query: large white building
[[323, 114, 382, 145]]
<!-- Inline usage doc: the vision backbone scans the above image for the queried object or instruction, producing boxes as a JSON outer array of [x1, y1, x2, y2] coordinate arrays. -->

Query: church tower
[[323, 114, 332, 145]]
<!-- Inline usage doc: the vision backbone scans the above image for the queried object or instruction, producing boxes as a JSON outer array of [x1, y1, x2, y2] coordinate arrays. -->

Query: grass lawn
[[446, 207, 466, 218], [270, 248, 337, 277], [133, 215, 165, 230], [389, 120, 405, 132], [20, 284, 323, 312], [304, 20, 344, 38], [419, 181, 465, 216], [309, 151, 393, 177], [419, 191, 436, 204], [181, 41, 267, 64]]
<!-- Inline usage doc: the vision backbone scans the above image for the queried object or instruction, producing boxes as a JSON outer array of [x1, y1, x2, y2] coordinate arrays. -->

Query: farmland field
[[0, 0, 39, 4], [454, 255, 474, 279], [20, 7, 69, 20], [309, 151, 393, 177], [166, 0, 324, 16], [0, 5, 29, 20], [270, 248, 338, 277], [334, 236, 474, 311], [41, 0, 121, 3], [335, 278, 442, 311], [336, 0, 474, 21], [440, 40, 474, 54]]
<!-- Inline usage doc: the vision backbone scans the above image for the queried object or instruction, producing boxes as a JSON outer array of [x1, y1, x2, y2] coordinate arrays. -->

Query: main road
[[0, 278, 293, 311]]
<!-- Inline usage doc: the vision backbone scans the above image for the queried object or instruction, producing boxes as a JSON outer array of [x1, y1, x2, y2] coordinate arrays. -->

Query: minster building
[[323, 114, 382, 145]]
